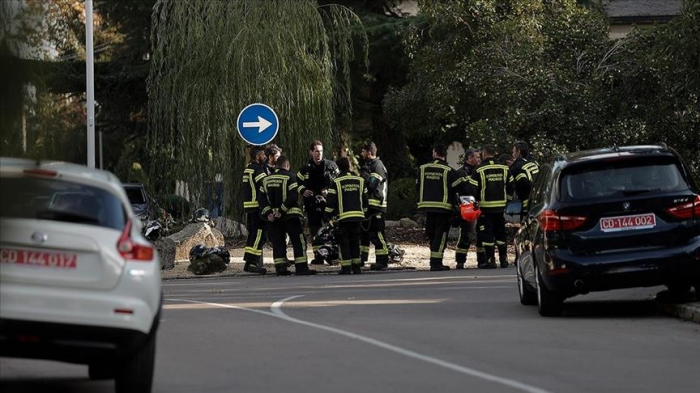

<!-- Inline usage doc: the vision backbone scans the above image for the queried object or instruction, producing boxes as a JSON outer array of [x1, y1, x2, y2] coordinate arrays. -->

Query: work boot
[[338, 265, 352, 275], [294, 262, 317, 276], [430, 264, 450, 271], [275, 264, 292, 276], [455, 262, 465, 270], [243, 261, 267, 275], [370, 262, 388, 271], [352, 265, 362, 274], [498, 245, 508, 268]]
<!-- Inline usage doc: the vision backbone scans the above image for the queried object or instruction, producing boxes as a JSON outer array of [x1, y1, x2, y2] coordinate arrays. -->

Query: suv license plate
[[600, 214, 656, 233], [0, 248, 77, 269]]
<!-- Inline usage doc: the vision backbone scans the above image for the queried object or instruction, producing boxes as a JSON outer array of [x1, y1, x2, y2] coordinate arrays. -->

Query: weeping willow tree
[[148, 0, 367, 221]]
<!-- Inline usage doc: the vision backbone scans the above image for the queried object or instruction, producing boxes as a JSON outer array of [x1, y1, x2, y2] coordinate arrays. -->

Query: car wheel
[[88, 362, 115, 380], [666, 281, 692, 299], [535, 265, 564, 317], [517, 262, 537, 306], [115, 333, 156, 393]]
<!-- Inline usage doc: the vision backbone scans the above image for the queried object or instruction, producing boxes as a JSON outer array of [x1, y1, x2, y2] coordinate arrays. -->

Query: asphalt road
[[2, 269, 699, 393]]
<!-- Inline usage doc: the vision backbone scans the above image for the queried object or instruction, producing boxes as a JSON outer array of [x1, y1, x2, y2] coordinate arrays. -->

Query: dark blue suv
[[511, 145, 700, 316]]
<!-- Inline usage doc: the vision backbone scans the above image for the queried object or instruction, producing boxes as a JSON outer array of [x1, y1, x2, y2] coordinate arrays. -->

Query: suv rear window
[[0, 177, 126, 230], [560, 159, 689, 201], [124, 186, 146, 204]]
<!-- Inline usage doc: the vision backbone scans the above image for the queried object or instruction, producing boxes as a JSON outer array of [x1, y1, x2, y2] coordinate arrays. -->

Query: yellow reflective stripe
[[288, 182, 297, 191], [244, 201, 259, 208], [451, 178, 463, 188], [351, 259, 361, 265], [480, 200, 507, 208], [252, 229, 263, 250], [456, 249, 468, 254], [280, 204, 288, 212], [438, 232, 447, 254], [442, 167, 448, 205], [480, 170, 487, 202], [483, 242, 495, 246], [419, 166, 425, 203], [339, 211, 365, 220], [294, 256, 307, 262], [255, 173, 266, 182], [417, 201, 451, 210], [287, 208, 302, 215], [327, 189, 337, 194], [516, 173, 528, 181], [274, 258, 288, 264], [297, 172, 306, 181], [370, 173, 383, 180], [430, 252, 443, 258], [369, 199, 387, 207], [261, 206, 271, 215], [377, 231, 388, 251], [324, 207, 334, 213]]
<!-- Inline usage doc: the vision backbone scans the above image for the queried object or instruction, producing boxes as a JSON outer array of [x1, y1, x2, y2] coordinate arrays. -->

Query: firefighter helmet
[[459, 196, 481, 222]]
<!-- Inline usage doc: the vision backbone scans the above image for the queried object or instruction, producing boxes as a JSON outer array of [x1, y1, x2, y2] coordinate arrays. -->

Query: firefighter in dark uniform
[[241, 146, 268, 275], [417, 143, 462, 271], [510, 141, 539, 214], [454, 148, 481, 269], [468, 144, 515, 269], [358, 142, 390, 271], [264, 143, 282, 171], [259, 156, 317, 276], [325, 157, 369, 275], [297, 140, 339, 264]]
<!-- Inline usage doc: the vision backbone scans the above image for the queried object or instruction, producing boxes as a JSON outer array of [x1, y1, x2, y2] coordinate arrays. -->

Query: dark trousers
[[306, 207, 325, 253], [455, 219, 477, 264], [425, 212, 451, 266], [244, 211, 266, 267], [267, 217, 308, 266], [360, 213, 389, 265], [477, 211, 507, 265], [337, 221, 361, 267]]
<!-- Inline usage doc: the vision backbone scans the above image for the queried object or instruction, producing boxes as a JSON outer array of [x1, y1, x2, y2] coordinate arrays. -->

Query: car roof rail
[[656, 142, 668, 150]]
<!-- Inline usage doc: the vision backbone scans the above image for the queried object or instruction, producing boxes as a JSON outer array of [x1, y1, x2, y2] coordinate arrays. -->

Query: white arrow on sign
[[242, 116, 272, 133]]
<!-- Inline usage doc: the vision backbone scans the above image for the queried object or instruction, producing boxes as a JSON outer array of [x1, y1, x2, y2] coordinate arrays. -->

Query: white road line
[[167, 297, 551, 393]]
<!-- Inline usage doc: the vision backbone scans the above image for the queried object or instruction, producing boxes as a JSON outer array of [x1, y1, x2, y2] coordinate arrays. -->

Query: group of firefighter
[[241, 139, 538, 276]]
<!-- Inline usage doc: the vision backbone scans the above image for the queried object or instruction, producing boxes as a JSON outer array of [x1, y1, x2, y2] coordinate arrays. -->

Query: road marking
[[164, 298, 446, 310], [167, 297, 551, 393]]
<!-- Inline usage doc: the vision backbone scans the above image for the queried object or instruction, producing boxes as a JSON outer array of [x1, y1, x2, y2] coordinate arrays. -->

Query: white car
[[0, 157, 161, 393]]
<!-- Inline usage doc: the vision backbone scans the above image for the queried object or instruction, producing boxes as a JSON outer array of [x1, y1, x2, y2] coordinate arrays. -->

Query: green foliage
[[386, 177, 416, 220], [148, 0, 368, 220], [384, 0, 699, 181]]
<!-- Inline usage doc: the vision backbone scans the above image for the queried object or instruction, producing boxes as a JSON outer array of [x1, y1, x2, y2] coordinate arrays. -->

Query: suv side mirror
[[504, 200, 523, 224]]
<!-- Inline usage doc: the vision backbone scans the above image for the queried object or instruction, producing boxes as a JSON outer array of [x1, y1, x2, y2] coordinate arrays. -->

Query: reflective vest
[[242, 162, 267, 212], [325, 172, 368, 222], [360, 157, 388, 213], [259, 169, 303, 220], [510, 157, 539, 209], [469, 159, 515, 212], [416, 159, 461, 212]]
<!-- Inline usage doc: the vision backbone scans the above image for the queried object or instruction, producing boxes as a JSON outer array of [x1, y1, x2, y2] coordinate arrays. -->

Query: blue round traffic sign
[[236, 103, 279, 146]]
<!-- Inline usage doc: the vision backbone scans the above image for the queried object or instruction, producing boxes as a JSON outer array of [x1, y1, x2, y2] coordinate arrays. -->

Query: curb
[[655, 290, 700, 324], [656, 301, 700, 324]]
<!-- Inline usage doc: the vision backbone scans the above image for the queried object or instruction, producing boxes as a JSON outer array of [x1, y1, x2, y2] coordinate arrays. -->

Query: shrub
[[386, 177, 417, 220]]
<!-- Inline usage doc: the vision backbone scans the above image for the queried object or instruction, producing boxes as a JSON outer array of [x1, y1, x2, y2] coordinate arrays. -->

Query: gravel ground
[[161, 227, 516, 279]]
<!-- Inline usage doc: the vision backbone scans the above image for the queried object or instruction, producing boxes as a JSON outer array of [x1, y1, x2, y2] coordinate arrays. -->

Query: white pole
[[99, 131, 103, 169], [85, 0, 95, 168]]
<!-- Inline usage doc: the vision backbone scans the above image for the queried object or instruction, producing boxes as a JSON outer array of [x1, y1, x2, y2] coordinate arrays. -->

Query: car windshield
[[560, 159, 689, 201], [124, 186, 146, 204], [0, 177, 126, 230]]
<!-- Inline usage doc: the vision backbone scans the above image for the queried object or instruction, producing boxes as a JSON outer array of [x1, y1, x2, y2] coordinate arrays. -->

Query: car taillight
[[539, 210, 587, 232], [118, 219, 154, 261], [666, 195, 700, 219], [23, 168, 58, 177]]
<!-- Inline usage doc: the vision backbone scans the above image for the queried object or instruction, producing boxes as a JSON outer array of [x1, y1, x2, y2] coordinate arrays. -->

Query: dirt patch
[[162, 227, 516, 279]]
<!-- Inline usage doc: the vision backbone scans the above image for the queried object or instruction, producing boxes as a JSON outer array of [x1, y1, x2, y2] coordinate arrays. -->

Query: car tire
[[666, 282, 692, 299], [115, 333, 156, 393], [517, 262, 537, 306], [536, 265, 564, 317], [88, 362, 115, 380]]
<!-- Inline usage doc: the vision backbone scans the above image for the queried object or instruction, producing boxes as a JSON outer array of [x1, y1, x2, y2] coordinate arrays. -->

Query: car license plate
[[599, 213, 656, 233], [0, 248, 77, 269]]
